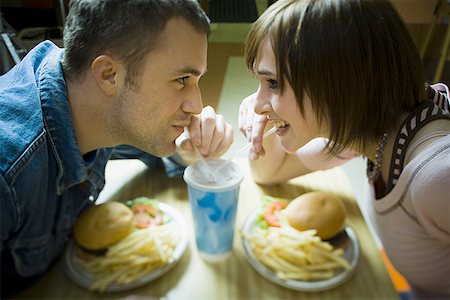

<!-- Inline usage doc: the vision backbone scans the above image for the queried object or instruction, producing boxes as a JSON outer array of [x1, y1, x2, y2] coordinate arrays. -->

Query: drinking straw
[[227, 126, 277, 161]]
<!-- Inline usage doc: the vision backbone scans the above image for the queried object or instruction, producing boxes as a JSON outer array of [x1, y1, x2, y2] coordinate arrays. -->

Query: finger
[[222, 123, 234, 154], [206, 114, 225, 155], [175, 129, 194, 152], [238, 95, 257, 139], [238, 101, 248, 137], [199, 106, 216, 155], [211, 122, 233, 157], [250, 138, 267, 160], [242, 106, 254, 142], [175, 129, 199, 165], [245, 124, 253, 142], [250, 145, 265, 160], [187, 115, 201, 146], [250, 115, 269, 155]]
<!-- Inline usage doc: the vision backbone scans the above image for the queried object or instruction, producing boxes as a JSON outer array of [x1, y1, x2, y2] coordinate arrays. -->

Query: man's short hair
[[62, 0, 210, 87]]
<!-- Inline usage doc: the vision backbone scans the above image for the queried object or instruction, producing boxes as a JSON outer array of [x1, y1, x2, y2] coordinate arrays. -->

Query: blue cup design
[[184, 159, 243, 262], [187, 186, 239, 255]]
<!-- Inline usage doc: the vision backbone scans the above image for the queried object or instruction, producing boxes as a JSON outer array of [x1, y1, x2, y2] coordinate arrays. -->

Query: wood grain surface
[[12, 158, 399, 300]]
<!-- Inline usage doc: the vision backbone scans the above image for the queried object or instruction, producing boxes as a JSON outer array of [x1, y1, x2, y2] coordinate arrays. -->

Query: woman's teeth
[[271, 120, 290, 129]]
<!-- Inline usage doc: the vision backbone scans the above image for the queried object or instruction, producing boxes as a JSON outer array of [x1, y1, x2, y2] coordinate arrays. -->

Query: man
[[0, 0, 232, 296]]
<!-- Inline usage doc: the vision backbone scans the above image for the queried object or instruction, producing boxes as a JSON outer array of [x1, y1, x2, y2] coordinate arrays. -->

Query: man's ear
[[91, 55, 124, 96]]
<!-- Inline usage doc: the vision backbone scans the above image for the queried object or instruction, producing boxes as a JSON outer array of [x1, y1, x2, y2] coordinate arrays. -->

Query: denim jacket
[[0, 41, 184, 278]]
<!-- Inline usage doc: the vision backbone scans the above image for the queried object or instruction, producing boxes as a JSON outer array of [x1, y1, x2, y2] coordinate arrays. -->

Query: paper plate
[[241, 209, 360, 292], [63, 202, 189, 292]]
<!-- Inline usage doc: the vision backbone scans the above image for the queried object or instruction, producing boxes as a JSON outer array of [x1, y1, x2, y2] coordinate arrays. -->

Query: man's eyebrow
[[174, 67, 208, 77]]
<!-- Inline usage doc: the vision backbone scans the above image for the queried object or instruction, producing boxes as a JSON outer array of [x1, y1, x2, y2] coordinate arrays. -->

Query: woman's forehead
[[255, 38, 276, 69]]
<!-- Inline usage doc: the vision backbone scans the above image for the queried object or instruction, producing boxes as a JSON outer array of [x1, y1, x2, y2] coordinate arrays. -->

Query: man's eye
[[176, 76, 189, 85], [267, 79, 278, 89]]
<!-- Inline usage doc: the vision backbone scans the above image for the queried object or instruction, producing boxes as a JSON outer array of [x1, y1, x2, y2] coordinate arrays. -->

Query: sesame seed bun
[[73, 201, 134, 250], [284, 191, 346, 240]]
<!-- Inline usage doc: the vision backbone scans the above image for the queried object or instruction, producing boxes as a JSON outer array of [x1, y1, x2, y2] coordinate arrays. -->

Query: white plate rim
[[241, 209, 361, 292], [63, 202, 189, 292]]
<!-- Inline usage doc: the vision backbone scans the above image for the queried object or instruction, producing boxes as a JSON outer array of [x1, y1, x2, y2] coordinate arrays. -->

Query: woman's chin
[[280, 138, 301, 154], [278, 131, 305, 153]]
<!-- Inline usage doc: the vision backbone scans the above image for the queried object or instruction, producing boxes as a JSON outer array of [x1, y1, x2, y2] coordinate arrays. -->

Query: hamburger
[[284, 191, 346, 240], [73, 201, 134, 251], [73, 198, 163, 255]]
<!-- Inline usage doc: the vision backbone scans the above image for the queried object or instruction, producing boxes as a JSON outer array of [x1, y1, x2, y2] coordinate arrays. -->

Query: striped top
[[366, 83, 450, 299], [385, 84, 450, 193]]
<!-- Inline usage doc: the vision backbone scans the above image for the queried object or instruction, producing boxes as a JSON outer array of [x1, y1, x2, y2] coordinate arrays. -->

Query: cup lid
[[183, 159, 244, 192]]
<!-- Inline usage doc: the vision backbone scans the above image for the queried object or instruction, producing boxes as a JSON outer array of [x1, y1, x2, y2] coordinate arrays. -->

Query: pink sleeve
[[431, 83, 449, 96], [296, 138, 358, 171]]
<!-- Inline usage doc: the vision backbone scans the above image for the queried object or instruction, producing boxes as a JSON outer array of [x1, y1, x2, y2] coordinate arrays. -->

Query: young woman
[[239, 0, 450, 299]]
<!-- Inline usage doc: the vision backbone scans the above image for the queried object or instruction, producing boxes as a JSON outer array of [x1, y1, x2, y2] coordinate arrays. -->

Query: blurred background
[[1, 0, 449, 83]]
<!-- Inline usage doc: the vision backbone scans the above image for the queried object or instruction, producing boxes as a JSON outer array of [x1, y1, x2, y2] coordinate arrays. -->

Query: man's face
[[110, 17, 207, 157]]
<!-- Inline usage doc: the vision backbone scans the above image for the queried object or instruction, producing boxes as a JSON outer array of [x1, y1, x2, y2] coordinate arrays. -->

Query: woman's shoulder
[[406, 138, 450, 240], [408, 135, 450, 196]]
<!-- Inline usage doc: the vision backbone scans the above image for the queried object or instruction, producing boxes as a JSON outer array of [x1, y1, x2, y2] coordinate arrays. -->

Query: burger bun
[[284, 191, 346, 240], [74, 201, 134, 250]]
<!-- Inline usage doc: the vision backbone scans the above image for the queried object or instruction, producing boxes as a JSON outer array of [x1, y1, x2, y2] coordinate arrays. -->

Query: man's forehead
[[141, 17, 207, 76]]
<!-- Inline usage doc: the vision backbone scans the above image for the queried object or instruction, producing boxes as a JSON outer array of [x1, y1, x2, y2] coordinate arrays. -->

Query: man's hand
[[176, 106, 233, 164]]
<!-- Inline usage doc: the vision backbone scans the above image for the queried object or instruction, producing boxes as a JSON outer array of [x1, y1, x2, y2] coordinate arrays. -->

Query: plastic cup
[[183, 159, 244, 263]]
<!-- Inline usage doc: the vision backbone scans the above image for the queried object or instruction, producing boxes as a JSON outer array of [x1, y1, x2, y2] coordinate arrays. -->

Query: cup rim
[[183, 159, 244, 192]]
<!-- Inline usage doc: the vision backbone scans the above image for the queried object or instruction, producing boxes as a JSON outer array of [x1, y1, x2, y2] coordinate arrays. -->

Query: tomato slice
[[131, 204, 162, 228], [263, 200, 288, 227]]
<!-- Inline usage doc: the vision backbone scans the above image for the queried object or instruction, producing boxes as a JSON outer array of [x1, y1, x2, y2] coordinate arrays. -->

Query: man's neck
[[66, 76, 115, 155]]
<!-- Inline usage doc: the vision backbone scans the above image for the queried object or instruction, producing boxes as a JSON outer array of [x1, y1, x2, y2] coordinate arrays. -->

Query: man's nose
[[183, 85, 203, 115]]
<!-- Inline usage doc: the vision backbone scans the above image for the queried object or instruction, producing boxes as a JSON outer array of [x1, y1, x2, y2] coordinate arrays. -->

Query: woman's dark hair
[[62, 0, 210, 87], [245, 0, 426, 154]]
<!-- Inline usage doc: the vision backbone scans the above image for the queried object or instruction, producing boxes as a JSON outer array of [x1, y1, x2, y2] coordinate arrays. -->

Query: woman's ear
[[91, 55, 124, 96]]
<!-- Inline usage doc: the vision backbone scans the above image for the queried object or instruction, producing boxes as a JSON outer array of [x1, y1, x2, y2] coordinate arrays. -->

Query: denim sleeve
[[110, 145, 186, 178], [0, 174, 16, 254]]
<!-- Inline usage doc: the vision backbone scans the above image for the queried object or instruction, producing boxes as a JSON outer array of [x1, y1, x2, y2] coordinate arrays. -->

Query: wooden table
[[13, 158, 399, 300]]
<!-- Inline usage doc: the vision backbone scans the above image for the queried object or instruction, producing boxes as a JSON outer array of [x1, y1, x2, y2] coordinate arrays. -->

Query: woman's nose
[[254, 87, 272, 115]]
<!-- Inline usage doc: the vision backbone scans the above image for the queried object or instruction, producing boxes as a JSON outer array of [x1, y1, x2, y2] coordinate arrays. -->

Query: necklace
[[367, 133, 388, 183]]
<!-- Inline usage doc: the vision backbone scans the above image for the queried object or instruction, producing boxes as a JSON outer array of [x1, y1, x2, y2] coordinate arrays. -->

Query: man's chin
[[148, 143, 176, 158]]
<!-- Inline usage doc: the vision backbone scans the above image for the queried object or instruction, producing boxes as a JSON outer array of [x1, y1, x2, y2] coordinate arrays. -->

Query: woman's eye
[[267, 79, 278, 89], [176, 76, 189, 85]]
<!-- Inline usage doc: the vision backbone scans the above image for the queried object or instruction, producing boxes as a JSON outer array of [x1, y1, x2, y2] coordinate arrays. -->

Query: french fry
[[243, 222, 351, 281], [78, 221, 180, 292]]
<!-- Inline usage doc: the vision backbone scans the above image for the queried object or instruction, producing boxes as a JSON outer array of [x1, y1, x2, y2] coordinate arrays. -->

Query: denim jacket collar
[[38, 44, 104, 195]]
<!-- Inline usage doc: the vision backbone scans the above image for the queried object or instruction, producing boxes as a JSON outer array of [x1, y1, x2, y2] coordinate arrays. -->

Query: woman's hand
[[238, 93, 268, 160], [176, 106, 233, 164]]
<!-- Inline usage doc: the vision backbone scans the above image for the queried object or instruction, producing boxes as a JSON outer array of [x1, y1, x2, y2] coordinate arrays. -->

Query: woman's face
[[253, 38, 324, 152]]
